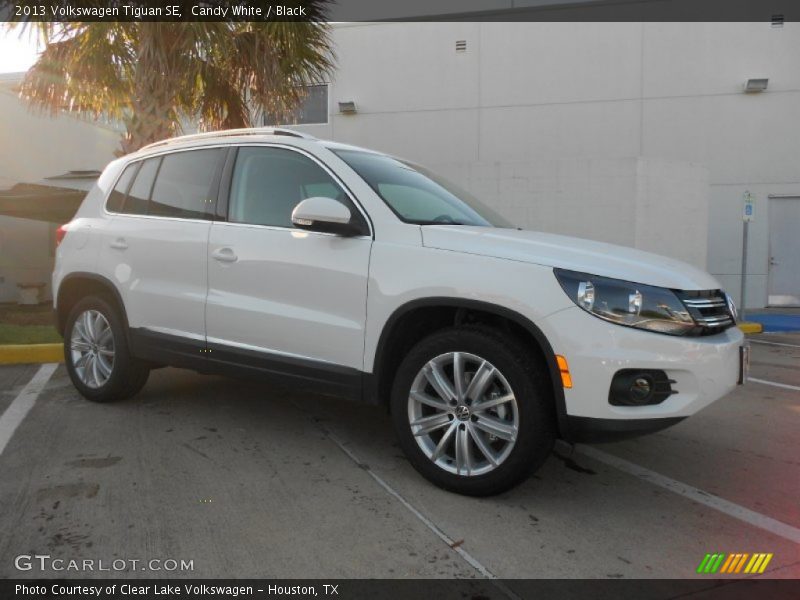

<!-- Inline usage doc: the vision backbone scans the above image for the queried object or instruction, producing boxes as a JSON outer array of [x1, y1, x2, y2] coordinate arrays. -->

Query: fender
[[370, 297, 572, 441], [55, 272, 130, 338]]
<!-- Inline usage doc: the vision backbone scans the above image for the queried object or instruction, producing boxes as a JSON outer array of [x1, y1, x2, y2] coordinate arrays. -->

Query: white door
[[206, 146, 372, 371], [98, 148, 225, 341], [768, 197, 800, 306]]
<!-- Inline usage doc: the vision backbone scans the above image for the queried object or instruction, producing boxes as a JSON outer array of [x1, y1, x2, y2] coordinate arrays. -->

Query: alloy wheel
[[408, 352, 519, 476], [69, 309, 115, 389]]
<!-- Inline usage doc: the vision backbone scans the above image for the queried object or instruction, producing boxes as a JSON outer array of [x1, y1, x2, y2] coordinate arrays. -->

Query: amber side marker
[[555, 355, 572, 389]]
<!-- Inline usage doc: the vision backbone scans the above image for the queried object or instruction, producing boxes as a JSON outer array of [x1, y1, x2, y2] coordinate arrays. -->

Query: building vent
[[455, 40, 467, 53], [771, 14, 784, 28]]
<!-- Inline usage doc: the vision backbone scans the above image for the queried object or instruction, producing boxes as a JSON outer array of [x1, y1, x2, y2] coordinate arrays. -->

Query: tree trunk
[[117, 25, 179, 155]]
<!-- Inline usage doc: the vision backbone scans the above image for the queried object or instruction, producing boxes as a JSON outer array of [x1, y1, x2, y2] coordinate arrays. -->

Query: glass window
[[122, 157, 159, 216], [106, 163, 138, 213], [332, 149, 512, 228], [263, 84, 328, 126], [229, 147, 356, 229], [149, 149, 222, 219]]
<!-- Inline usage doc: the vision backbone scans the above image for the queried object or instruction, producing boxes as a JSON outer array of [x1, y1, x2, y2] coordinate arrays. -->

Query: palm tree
[[14, 6, 334, 153]]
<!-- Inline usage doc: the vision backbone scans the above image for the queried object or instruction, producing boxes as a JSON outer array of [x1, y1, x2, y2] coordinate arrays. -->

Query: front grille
[[678, 290, 735, 335]]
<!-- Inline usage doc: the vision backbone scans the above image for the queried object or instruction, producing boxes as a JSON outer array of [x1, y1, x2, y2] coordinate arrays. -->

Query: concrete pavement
[[0, 334, 797, 582]]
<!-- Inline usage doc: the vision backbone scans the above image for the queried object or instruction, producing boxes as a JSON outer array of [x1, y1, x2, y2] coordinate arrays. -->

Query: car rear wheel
[[391, 325, 555, 496], [64, 296, 149, 402]]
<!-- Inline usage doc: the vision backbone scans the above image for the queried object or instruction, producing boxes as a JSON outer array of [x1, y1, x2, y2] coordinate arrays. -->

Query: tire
[[391, 325, 555, 496], [63, 296, 150, 403]]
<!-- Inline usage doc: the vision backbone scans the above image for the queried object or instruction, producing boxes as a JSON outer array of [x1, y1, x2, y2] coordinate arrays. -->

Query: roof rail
[[139, 127, 316, 151]]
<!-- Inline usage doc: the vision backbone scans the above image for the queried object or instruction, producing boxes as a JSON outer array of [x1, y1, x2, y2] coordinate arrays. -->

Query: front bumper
[[565, 415, 686, 443], [540, 306, 745, 442]]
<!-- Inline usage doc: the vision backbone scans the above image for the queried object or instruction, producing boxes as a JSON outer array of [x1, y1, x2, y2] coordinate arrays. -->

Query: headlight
[[554, 269, 695, 335], [724, 292, 738, 322]]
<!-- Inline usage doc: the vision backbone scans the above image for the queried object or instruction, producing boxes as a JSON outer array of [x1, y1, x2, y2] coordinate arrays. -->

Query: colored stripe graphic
[[720, 554, 736, 573], [697, 554, 712, 573], [745, 554, 761, 573], [697, 553, 727, 574], [744, 553, 774, 574], [702, 553, 774, 574], [709, 553, 725, 573], [734, 553, 749, 573], [759, 553, 774, 573]]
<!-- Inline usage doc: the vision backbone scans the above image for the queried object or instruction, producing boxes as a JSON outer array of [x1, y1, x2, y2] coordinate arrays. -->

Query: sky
[[0, 26, 41, 74]]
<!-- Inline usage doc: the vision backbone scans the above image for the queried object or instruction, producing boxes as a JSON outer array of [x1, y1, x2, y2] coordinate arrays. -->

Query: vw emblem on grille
[[455, 405, 471, 421]]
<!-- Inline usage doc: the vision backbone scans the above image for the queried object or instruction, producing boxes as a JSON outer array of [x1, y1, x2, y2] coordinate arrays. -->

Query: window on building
[[228, 146, 357, 229], [263, 84, 328, 126], [148, 149, 223, 219]]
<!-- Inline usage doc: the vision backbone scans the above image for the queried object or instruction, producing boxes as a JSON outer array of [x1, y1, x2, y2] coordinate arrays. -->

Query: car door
[[97, 147, 225, 360], [205, 145, 372, 394]]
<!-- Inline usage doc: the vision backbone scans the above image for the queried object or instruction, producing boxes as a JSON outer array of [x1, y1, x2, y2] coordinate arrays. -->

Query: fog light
[[609, 369, 676, 406], [630, 376, 652, 401]]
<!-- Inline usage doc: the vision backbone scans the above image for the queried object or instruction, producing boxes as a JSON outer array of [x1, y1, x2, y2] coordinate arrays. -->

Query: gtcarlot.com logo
[[697, 552, 773, 574], [15, 554, 194, 572]]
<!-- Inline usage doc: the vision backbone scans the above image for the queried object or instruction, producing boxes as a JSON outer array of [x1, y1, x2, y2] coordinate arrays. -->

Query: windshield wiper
[[410, 219, 471, 226]]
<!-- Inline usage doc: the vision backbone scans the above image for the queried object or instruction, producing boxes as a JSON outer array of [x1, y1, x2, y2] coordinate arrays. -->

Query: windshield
[[332, 149, 513, 228]]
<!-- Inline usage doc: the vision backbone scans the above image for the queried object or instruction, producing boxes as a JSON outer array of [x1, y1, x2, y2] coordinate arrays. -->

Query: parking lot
[[0, 333, 798, 581]]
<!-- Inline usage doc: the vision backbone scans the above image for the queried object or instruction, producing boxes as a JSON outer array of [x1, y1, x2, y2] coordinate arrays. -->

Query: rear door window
[[149, 149, 223, 219]]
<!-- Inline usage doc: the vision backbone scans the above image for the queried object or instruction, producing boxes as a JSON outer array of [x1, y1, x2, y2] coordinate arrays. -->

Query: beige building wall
[[0, 73, 119, 302], [293, 22, 800, 307]]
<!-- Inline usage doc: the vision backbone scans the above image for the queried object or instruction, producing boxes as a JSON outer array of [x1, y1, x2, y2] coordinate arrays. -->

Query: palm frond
[[14, 5, 336, 151]]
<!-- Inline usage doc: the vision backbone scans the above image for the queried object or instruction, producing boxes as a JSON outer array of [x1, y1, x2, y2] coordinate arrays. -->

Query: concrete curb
[[0, 344, 63, 365], [738, 322, 764, 334]]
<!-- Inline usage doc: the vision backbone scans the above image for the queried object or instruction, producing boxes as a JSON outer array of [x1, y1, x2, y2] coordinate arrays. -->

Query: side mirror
[[291, 197, 363, 236]]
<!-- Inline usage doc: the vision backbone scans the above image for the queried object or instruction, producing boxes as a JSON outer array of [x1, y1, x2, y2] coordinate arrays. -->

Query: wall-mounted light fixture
[[338, 101, 357, 114], [743, 78, 768, 93]]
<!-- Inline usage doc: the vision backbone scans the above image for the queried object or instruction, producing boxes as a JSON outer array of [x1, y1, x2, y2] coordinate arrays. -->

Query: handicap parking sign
[[743, 192, 755, 222]]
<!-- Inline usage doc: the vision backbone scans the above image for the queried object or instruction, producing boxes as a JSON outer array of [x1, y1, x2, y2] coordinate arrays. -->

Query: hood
[[421, 226, 721, 291]]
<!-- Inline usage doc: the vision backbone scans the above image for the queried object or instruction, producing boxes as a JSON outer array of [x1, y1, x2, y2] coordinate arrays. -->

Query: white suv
[[53, 128, 747, 496]]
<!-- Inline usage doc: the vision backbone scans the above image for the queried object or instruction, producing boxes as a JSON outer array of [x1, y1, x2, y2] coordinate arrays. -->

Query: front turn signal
[[556, 355, 572, 389]]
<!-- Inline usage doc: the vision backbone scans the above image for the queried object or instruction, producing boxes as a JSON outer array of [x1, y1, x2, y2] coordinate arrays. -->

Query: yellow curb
[[0, 343, 64, 365], [738, 322, 763, 334]]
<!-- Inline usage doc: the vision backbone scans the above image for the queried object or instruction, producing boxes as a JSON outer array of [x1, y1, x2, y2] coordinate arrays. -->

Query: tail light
[[55, 223, 69, 247]]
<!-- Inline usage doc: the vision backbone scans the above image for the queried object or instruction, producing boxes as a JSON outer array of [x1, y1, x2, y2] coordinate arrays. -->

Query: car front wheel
[[391, 325, 555, 496]]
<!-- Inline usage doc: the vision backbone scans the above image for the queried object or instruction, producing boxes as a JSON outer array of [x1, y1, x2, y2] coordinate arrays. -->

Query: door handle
[[110, 237, 128, 250], [212, 247, 238, 263]]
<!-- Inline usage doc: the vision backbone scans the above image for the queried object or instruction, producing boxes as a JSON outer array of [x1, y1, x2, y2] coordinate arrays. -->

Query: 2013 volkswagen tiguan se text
[[53, 128, 748, 496]]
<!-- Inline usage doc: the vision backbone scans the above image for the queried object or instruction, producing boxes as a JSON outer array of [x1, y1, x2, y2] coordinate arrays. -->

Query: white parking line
[[323, 430, 522, 600], [579, 445, 800, 545], [749, 378, 800, 393], [0, 363, 58, 457], [326, 433, 494, 573], [750, 339, 800, 349]]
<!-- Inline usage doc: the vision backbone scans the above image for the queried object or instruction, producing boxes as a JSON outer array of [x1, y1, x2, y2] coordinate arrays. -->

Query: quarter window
[[106, 163, 138, 213], [122, 158, 159, 216], [228, 147, 360, 230]]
